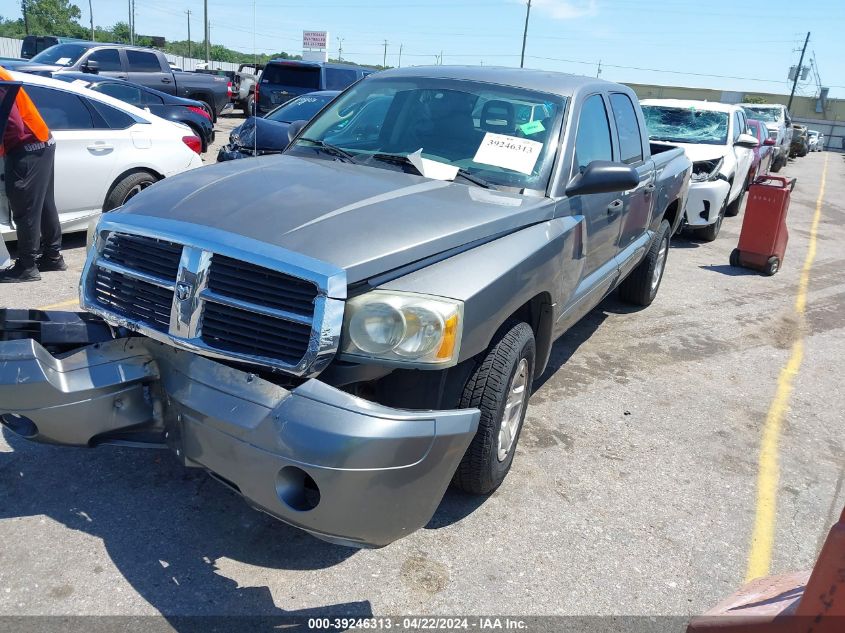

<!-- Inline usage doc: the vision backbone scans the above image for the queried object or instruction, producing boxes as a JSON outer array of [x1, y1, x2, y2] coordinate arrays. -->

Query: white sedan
[[642, 99, 759, 242], [0, 70, 203, 242]]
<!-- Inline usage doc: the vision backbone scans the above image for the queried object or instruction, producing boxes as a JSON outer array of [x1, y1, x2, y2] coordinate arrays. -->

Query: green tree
[[21, 0, 87, 37], [743, 95, 768, 104]]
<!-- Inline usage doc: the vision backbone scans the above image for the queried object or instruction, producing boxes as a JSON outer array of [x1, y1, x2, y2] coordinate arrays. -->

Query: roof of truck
[[372, 65, 625, 97]]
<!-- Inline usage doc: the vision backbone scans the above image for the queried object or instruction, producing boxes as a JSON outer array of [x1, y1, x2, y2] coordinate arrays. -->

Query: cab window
[[574, 94, 613, 173], [609, 93, 643, 164], [87, 48, 123, 72]]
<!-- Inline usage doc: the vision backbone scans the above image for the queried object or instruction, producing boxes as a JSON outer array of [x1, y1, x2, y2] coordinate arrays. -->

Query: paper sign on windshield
[[473, 133, 542, 175], [55, 57, 71, 65]]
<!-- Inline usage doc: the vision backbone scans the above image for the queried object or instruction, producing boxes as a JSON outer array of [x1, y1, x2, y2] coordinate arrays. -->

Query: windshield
[[642, 105, 729, 145], [290, 76, 565, 191], [267, 93, 334, 123], [30, 43, 88, 67], [742, 106, 781, 123]]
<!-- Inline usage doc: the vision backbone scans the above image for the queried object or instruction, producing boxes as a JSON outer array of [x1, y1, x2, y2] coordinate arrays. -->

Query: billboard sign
[[303, 31, 328, 49]]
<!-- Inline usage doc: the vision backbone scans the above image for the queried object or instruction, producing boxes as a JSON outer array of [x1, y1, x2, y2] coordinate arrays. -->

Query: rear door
[[608, 92, 655, 265], [126, 50, 175, 94], [24, 85, 131, 219]]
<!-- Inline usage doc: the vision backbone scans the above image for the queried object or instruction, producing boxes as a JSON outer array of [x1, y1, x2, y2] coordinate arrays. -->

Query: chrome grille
[[208, 255, 317, 317], [93, 267, 172, 331], [101, 232, 182, 280], [81, 220, 345, 377], [201, 302, 312, 365]]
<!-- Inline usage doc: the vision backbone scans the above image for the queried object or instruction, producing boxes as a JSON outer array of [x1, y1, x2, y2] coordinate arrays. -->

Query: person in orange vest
[[0, 67, 63, 283]]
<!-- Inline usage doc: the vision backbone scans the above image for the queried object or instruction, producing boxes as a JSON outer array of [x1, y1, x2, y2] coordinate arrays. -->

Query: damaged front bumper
[[683, 179, 731, 228], [0, 334, 479, 548]]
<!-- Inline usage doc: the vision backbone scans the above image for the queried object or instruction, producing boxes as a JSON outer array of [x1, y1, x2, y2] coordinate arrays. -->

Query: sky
[[2, 0, 843, 98]]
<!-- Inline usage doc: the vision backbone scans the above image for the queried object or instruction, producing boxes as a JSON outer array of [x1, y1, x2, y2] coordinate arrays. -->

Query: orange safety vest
[[0, 67, 50, 143]]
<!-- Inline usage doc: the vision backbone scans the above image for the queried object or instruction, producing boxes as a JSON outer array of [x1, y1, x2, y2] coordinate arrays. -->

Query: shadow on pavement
[[699, 264, 761, 277], [0, 428, 371, 624], [532, 291, 637, 392]]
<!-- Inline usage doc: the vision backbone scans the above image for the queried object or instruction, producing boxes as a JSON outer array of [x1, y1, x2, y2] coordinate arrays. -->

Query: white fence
[[0, 36, 241, 73]]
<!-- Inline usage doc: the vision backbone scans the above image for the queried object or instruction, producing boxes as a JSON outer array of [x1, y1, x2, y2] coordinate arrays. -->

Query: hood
[[115, 155, 551, 283], [7, 63, 62, 75], [665, 142, 730, 164], [231, 116, 290, 152]]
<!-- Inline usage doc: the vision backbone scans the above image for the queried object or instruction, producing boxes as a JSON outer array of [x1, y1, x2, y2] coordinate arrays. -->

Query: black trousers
[[5, 142, 60, 267]]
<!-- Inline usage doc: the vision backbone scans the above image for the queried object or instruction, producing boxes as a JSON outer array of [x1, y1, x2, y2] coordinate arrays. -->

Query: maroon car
[[747, 118, 774, 182]]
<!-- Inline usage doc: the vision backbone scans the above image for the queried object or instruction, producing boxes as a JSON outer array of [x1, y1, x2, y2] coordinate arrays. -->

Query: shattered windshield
[[743, 106, 781, 123], [290, 76, 565, 191], [642, 105, 729, 145]]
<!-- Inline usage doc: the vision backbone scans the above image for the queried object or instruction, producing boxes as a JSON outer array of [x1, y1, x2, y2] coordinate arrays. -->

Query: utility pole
[[204, 0, 210, 63], [596, 59, 602, 78], [788, 31, 810, 112], [398, 43, 402, 68], [382, 39, 388, 68], [337, 37, 343, 62], [186, 10, 192, 59], [128, 0, 135, 45], [520, 0, 532, 68], [88, 0, 94, 40], [21, 1, 29, 35]]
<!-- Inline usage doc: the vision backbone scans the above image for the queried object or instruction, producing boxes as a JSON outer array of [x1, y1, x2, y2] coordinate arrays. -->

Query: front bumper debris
[[0, 335, 479, 548], [683, 179, 731, 227]]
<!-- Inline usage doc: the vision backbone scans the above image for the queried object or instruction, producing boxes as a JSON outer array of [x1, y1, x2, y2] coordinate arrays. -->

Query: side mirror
[[763, 137, 776, 146], [565, 160, 640, 197], [81, 59, 100, 74], [286, 119, 307, 145], [735, 133, 759, 149]]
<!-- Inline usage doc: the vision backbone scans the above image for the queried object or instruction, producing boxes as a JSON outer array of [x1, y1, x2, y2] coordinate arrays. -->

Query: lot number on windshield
[[473, 132, 543, 175]]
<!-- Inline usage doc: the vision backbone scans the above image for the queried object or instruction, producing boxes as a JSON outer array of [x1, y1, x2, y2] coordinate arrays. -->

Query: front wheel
[[618, 218, 671, 306], [452, 321, 536, 495]]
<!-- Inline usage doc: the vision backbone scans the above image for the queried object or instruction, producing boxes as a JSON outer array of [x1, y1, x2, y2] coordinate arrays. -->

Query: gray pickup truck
[[0, 67, 690, 548], [7, 43, 231, 119]]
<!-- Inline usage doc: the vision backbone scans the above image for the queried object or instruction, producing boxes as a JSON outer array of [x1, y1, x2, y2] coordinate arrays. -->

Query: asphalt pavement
[[0, 130, 843, 622]]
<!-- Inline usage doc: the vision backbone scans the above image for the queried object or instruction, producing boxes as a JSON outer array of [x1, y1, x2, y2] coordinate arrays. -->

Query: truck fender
[[379, 217, 583, 374]]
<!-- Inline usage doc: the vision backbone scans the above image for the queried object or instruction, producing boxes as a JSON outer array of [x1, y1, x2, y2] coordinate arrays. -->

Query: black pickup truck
[[6, 43, 230, 120]]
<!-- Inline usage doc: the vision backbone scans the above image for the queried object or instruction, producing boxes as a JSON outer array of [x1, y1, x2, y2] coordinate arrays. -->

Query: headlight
[[341, 291, 463, 367], [690, 157, 724, 182]]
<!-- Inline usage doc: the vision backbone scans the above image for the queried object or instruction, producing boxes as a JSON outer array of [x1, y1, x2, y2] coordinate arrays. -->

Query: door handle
[[607, 199, 624, 216], [87, 142, 114, 151], [161, 77, 172, 83], [116, 75, 127, 80]]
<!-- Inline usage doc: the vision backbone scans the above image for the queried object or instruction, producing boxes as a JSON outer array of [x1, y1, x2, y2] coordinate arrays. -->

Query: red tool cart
[[729, 175, 796, 276]]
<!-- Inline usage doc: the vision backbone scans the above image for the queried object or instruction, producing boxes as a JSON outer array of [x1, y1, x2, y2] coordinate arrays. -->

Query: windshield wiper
[[297, 137, 357, 162], [454, 168, 492, 189], [368, 152, 423, 175]]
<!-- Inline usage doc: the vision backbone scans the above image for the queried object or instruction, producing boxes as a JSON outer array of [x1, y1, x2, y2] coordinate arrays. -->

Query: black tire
[[203, 100, 217, 123], [770, 156, 783, 173], [695, 194, 727, 242], [618, 219, 671, 306], [725, 181, 746, 218], [729, 248, 741, 268], [104, 172, 158, 211], [452, 321, 536, 495], [765, 256, 780, 276], [246, 94, 255, 116]]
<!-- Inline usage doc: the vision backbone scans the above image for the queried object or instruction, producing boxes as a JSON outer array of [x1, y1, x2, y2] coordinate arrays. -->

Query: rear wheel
[[452, 321, 535, 495], [246, 94, 255, 116], [729, 248, 741, 268], [104, 172, 158, 211], [618, 218, 671, 306], [765, 256, 780, 276]]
